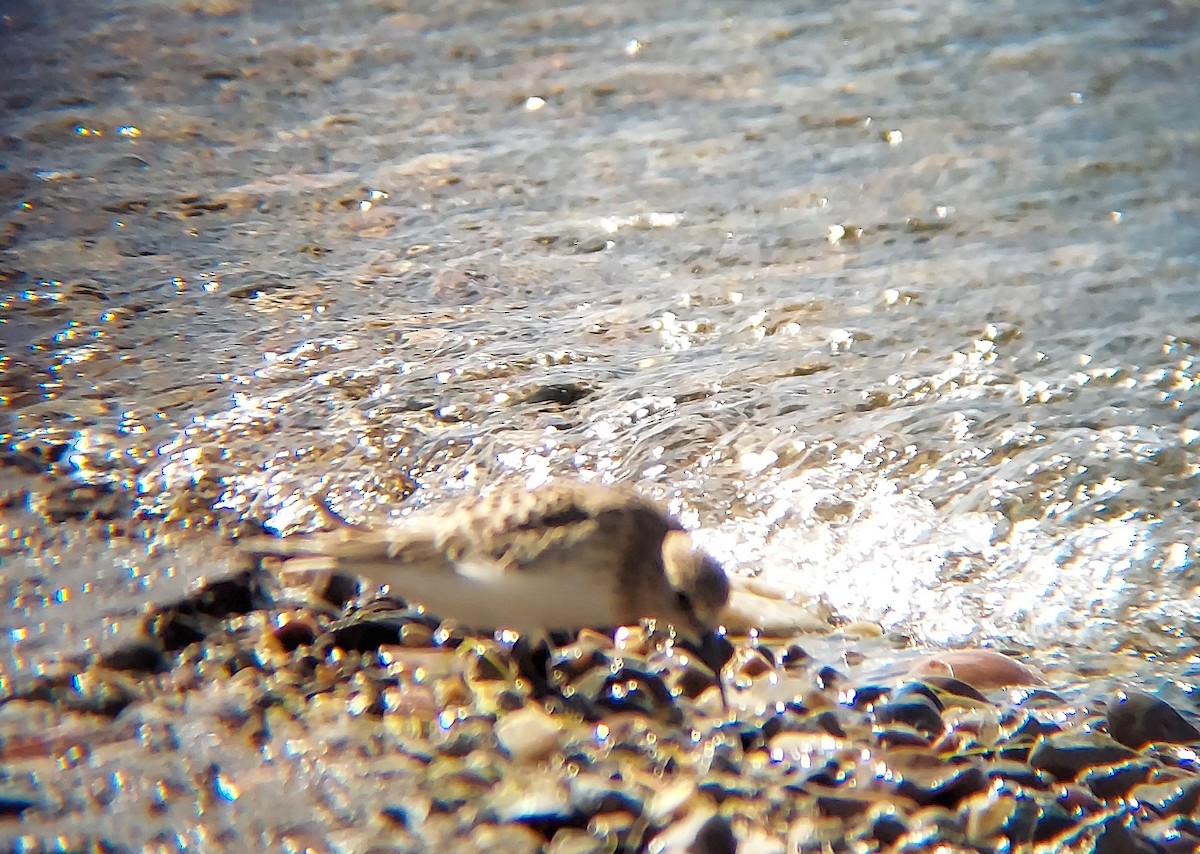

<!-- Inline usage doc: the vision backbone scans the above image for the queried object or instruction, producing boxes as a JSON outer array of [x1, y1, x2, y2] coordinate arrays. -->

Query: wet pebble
[[1028, 734, 1141, 782], [1078, 758, 1156, 799], [98, 638, 172, 674], [960, 785, 1039, 847], [1106, 689, 1200, 749], [328, 599, 433, 652], [10, 569, 1200, 853], [1090, 815, 1162, 854], [874, 685, 945, 736], [547, 828, 611, 854], [468, 821, 546, 854], [908, 649, 1043, 688], [1127, 777, 1200, 815], [893, 762, 989, 809], [687, 813, 738, 854], [495, 704, 566, 764]]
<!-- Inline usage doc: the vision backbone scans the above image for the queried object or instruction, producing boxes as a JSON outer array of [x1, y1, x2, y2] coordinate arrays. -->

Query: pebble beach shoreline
[[4, 0, 1200, 850], [5, 555, 1200, 853]]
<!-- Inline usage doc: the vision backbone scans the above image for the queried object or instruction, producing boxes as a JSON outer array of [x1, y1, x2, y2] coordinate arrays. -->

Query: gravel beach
[[3, 0, 1200, 850]]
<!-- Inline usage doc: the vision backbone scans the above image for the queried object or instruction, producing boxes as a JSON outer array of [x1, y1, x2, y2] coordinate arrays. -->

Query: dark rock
[[986, 761, 1052, 791], [1079, 759, 1155, 800], [147, 569, 276, 651], [895, 762, 989, 809], [99, 638, 171, 673], [598, 666, 680, 724], [814, 710, 846, 738], [321, 572, 362, 608], [667, 657, 721, 701], [150, 610, 210, 652], [688, 813, 737, 854], [779, 643, 809, 670], [815, 666, 843, 690], [273, 619, 318, 651], [731, 647, 774, 680], [875, 725, 931, 749], [1107, 690, 1200, 749], [328, 599, 432, 652], [897, 682, 947, 709], [1032, 799, 1081, 843], [802, 759, 851, 788], [847, 684, 890, 708], [757, 712, 786, 742], [920, 675, 991, 704], [812, 787, 877, 819], [869, 812, 909, 846], [1092, 815, 1164, 854], [1028, 735, 1140, 782], [381, 805, 410, 827], [875, 694, 944, 736]]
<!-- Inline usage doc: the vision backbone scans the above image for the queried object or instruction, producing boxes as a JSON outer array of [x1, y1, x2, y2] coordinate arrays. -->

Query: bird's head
[[660, 529, 733, 709], [660, 529, 730, 636]]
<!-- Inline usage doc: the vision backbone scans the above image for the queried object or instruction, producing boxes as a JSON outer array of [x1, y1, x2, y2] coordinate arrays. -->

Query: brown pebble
[[495, 704, 565, 764], [908, 650, 1043, 688], [732, 647, 775, 680], [468, 822, 544, 854], [842, 620, 884, 639]]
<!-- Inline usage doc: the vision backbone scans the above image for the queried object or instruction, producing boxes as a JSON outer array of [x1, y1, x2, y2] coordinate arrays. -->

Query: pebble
[[494, 704, 565, 764], [1106, 689, 1200, 748], [1028, 734, 1141, 781], [6, 570, 1200, 852], [908, 649, 1044, 687], [687, 813, 738, 854]]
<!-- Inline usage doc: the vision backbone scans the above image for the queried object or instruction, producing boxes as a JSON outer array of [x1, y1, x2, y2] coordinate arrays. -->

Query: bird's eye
[[675, 590, 693, 612]]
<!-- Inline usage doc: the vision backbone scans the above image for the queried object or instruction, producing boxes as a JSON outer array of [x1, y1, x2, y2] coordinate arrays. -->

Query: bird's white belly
[[360, 560, 624, 632]]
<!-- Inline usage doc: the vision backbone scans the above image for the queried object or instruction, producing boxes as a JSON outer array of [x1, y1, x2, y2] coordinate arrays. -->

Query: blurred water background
[[2, 0, 1199, 683]]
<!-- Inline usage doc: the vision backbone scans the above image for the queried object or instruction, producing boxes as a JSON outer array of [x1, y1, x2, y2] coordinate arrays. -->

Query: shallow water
[[2, 0, 1199, 681]]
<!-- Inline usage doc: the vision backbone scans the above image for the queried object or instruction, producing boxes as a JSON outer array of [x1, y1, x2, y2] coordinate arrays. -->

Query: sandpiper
[[246, 479, 731, 675]]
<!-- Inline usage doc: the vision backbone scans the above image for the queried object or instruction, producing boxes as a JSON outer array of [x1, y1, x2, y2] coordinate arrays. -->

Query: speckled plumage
[[247, 480, 730, 639]]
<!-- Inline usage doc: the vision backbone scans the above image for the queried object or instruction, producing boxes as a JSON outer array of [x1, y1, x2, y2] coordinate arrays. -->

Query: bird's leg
[[508, 629, 555, 700]]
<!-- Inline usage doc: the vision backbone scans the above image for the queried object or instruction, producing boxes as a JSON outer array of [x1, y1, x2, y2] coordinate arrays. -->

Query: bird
[[245, 479, 731, 667]]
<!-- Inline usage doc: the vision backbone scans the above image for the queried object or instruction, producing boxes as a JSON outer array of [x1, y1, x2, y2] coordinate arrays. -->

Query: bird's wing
[[243, 480, 660, 583], [453, 480, 634, 570], [243, 521, 454, 573]]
